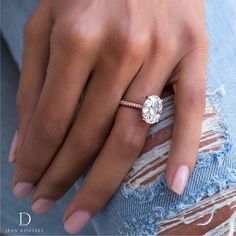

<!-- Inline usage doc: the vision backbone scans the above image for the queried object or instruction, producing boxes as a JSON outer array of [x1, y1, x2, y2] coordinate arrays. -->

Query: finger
[[63, 53, 177, 233], [165, 49, 207, 194], [12, 26, 99, 198], [8, 131, 18, 163], [31, 53, 144, 213], [9, 1, 52, 163]]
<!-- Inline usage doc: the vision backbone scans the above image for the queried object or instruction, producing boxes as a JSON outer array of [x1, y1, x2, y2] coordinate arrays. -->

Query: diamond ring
[[120, 95, 163, 124]]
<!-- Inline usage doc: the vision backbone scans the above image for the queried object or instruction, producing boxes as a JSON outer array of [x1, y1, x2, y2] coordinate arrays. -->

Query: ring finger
[[62, 52, 178, 233]]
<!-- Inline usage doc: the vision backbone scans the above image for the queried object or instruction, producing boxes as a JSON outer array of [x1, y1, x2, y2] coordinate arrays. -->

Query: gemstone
[[142, 95, 163, 124]]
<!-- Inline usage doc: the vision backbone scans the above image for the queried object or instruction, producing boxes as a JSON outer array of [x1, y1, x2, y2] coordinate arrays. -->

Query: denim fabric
[[1, 0, 236, 235], [90, 0, 236, 234]]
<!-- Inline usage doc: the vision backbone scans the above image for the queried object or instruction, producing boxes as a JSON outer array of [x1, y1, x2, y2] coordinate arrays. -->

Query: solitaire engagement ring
[[120, 95, 163, 124]]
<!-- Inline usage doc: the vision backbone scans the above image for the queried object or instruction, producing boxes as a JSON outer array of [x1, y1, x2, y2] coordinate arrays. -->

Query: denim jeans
[[1, 0, 236, 235]]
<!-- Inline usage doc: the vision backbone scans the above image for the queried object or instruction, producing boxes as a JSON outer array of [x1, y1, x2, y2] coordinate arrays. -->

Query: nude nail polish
[[64, 211, 91, 234], [32, 198, 55, 214], [171, 165, 189, 194], [13, 182, 33, 198], [8, 131, 18, 163]]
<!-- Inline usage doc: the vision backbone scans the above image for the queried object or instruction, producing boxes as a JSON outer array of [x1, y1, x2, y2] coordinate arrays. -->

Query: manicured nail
[[171, 165, 189, 194], [13, 182, 33, 198], [64, 211, 91, 234], [32, 198, 55, 214], [8, 131, 18, 163]]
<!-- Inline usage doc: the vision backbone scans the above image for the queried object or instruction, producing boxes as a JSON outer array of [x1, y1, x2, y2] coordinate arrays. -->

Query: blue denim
[[90, 0, 236, 234], [1, 0, 236, 235]]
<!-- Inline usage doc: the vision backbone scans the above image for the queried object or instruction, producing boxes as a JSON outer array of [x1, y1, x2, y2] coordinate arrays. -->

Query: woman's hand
[[9, 0, 207, 233]]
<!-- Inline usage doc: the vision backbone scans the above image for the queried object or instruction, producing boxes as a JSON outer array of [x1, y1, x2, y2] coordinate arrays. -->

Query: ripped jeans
[[85, 0, 236, 234], [1, 0, 236, 235], [90, 90, 236, 235]]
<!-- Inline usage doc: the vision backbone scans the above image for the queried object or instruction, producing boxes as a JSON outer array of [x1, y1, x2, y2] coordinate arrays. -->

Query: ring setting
[[120, 95, 163, 124]]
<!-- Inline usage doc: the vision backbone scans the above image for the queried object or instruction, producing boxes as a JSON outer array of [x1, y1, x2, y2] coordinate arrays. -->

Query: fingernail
[[32, 198, 55, 214], [64, 211, 91, 234], [171, 165, 189, 194], [13, 182, 33, 198], [8, 131, 18, 163]]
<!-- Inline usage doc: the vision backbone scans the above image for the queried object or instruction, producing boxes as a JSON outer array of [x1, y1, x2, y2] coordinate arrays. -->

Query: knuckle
[[121, 127, 146, 153], [157, 37, 178, 56], [184, 83, 206, 111], [45, 178, 69, 197], [76, 131, 101, 153], [185, 27, 208, 51], [83, 188, 110, 208], [34, 115, 66, 145], [120, 32, 149, 62], [51, 19, 99, 53], [114, 121, 146, 155], [33, 180, 69, 201]]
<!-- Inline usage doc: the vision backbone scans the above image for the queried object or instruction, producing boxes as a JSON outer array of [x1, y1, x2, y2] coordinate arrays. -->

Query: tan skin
[[8, 0, 215, 234], [140, 100, 236, 235]]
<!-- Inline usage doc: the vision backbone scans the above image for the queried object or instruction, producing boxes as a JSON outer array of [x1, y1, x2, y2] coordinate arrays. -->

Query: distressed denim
[[84, 1, 236, 234], [1, 0, 236, 235]]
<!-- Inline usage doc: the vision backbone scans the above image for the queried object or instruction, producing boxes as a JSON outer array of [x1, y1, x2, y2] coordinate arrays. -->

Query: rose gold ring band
[[120, 100, 143, 109]]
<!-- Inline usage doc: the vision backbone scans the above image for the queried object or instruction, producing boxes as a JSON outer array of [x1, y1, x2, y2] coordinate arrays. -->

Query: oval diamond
[[142, 95, 163, 124]]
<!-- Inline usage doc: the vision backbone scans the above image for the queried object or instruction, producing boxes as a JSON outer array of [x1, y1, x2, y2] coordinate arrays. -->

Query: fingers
[[30, 55, 144, 213], [165, 49, 207, 194], [12, 27, 98, 197], [63, 55, 175, 233], [9, 1, 52, 163]]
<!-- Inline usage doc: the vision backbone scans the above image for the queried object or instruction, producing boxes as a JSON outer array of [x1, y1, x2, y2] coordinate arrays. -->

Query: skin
[[9, 0, 209, 233], [138, 102, 236, 235]]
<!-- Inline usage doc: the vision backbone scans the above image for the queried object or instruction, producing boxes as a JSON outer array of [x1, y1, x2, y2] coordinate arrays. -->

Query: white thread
[[197, 211, 215, 226], [158, 187, 236, 234], [124, 96, 226, 189], [203, 210, 236, 236], [207, 85, 226, 97]]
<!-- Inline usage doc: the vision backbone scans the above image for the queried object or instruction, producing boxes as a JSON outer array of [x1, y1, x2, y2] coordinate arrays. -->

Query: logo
[[4, 212, 44, 234], [19, 212, 31, 226]]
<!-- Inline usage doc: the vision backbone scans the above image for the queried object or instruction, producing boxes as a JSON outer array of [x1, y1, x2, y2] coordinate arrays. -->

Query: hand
[[9, 0, 207, 233]]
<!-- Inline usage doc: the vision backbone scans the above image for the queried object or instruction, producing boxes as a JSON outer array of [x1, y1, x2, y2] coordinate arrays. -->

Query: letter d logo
[[19, 212, 31, 226]]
